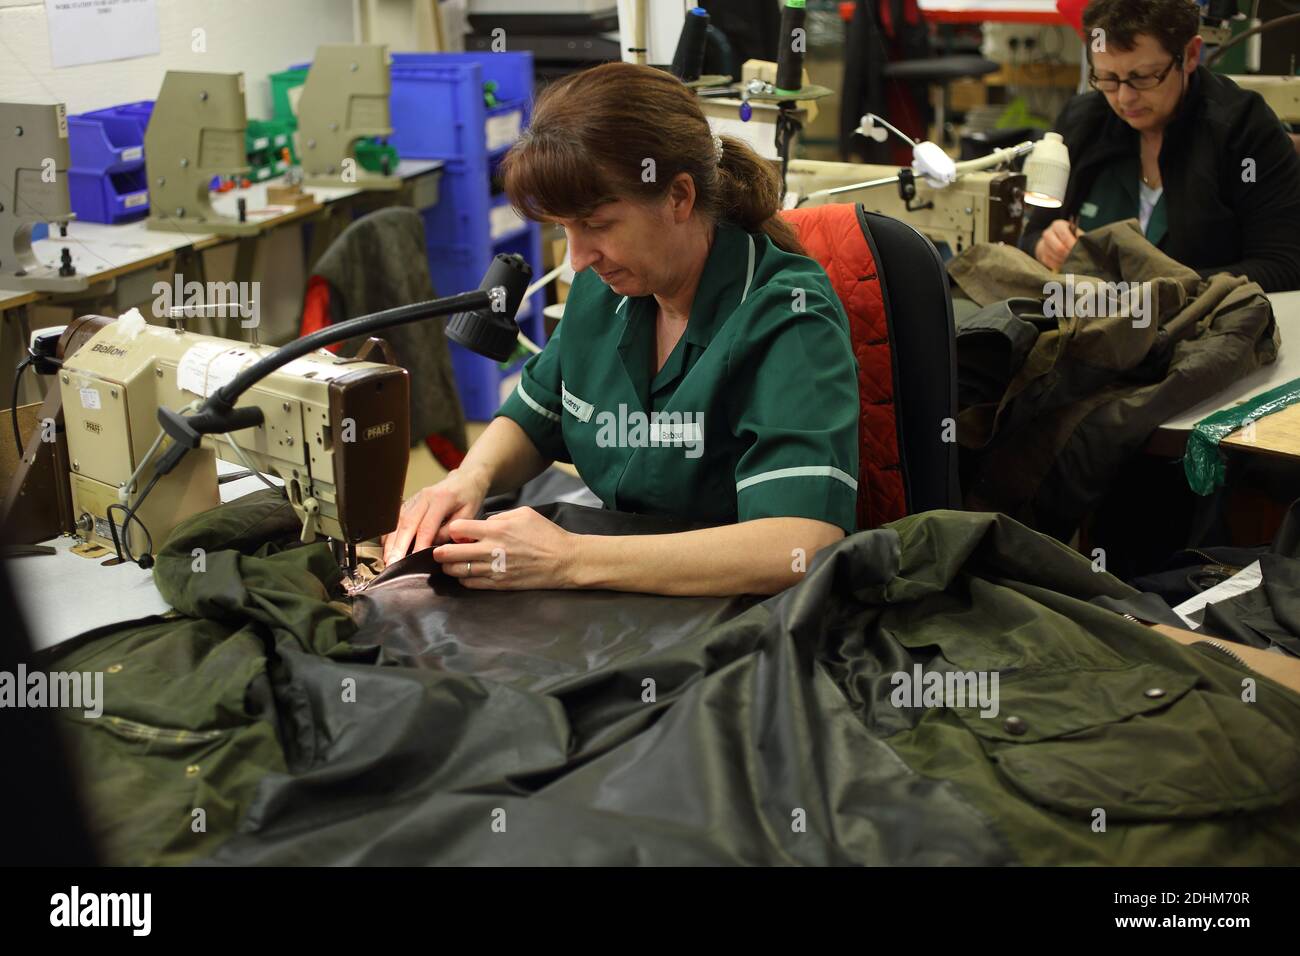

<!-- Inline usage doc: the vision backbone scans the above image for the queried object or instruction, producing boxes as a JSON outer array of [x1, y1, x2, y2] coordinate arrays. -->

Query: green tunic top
[[1076, 154, 1168, 246], [494, 221, 860, 533]]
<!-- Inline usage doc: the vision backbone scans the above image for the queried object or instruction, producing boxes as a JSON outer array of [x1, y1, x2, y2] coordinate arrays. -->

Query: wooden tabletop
[[0, 288, 43, 312]]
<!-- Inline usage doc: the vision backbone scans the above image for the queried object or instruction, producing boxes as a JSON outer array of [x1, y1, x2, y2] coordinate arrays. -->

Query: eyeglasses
[[1088, 58, 1182, 92]]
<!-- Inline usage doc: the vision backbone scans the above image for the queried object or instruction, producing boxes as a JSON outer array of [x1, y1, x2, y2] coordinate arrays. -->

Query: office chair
[[782, 202, 960, 529]]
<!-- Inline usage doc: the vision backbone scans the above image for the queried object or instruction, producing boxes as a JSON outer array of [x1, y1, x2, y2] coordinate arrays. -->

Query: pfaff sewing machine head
[[56, 313, 409, 562], [0, 102, 90, 292]]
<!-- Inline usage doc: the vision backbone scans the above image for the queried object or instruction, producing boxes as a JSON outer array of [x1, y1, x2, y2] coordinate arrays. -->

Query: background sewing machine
[[786, 159, 1028, 257], [786, 114, 1070, 258], [1228, 73, 1300, 125]]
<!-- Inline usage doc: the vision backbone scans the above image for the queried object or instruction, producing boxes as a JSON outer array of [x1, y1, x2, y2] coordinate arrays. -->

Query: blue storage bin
[[68, 167, 149, 224], [274, 49, 546, 419], [449, 343, 529, 422], [388, 51, 532, 159], [67, 101, 153, 223], [387, 51, 546, 420]]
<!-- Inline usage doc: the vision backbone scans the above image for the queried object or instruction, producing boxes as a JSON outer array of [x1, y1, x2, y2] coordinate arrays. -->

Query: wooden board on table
[[1221, 402, 1300, 462]]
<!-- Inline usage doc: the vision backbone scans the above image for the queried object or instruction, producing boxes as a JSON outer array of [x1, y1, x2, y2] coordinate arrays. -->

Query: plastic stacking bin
[[388, 52, 544, 420], [66, 101, 154, 223]]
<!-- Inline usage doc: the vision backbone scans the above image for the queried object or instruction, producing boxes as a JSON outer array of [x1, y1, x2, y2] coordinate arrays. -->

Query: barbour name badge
[[561, 383, 594, 423], [648, 420, 703, 445]]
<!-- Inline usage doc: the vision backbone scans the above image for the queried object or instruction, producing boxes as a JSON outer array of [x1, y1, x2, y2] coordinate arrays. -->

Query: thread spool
[[671, 7, 710, 82], [774, 0, 807, 96]]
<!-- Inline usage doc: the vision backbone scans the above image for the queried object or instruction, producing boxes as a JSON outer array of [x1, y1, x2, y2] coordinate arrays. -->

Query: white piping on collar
[[740, 234, 755, 304], [611, 234, 753, 316]]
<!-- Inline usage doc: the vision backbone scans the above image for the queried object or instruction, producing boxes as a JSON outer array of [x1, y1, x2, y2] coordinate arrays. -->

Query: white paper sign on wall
[[44, 0, 161, 70]]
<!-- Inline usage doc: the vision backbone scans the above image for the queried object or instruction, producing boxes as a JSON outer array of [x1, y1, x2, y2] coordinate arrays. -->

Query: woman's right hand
[[1034, 219, 1079, 273], [382, 467, 490, 566]]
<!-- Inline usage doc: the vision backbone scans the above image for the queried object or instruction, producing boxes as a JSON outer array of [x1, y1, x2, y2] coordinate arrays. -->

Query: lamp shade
[[1024, 132, 1070, 208]]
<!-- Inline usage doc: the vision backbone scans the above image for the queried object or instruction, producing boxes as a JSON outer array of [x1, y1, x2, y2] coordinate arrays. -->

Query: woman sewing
[[1021, 0, 1300, 292], [382, 61, 860, 596]]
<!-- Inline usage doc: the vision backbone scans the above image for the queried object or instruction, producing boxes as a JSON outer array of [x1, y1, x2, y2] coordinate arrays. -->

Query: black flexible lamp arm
[[216, 287, 495, 409], [154, 252, 532, 476]]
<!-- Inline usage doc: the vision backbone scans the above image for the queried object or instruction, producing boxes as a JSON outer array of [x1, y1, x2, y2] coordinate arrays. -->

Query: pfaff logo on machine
[[364, 421, 395, 441], [91, 343, 128, 358], [84, 421, 101, 434]]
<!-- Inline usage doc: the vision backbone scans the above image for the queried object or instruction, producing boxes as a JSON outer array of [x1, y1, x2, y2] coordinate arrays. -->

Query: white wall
[[616, 0, 697, 67], [0, 0, 358, 118]]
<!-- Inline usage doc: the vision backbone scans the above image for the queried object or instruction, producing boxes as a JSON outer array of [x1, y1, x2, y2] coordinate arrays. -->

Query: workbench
[[0, 159, 443, 405], [7, 287, 1298, 654]]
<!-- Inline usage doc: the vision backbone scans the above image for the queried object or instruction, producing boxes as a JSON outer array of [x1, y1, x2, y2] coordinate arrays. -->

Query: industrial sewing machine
[[786, 159, 1028, 257], [1227, 74, 1300, 124], [3, 254, 530, 575], [53, 312, 409, 569], [785, 115, 1070, 257]]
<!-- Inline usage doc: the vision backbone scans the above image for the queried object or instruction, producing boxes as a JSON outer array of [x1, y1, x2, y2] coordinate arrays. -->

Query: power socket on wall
[[982, 24, 1081, 65]]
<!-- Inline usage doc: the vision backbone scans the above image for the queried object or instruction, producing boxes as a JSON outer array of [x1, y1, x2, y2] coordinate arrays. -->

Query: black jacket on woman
[[1019, 67, 1300, 293]]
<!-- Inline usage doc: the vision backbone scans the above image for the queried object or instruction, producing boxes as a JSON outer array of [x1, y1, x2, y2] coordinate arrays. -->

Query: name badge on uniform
[[1080, 202, 1099, 220], [561, 382, 594, 423], [648, 420, 703, 445]]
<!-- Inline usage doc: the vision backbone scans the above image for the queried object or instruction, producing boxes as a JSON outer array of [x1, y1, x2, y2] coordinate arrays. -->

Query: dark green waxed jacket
[[43, 489, 1300, 865]]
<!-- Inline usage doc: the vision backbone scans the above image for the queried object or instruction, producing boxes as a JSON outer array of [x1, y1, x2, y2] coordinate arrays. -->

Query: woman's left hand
[[432, 506, 580, 590]]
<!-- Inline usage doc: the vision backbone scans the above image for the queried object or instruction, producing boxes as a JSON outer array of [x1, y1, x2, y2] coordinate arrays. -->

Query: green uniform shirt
[[1076, 155, 1168, 245], [495, 221, 860, 533]]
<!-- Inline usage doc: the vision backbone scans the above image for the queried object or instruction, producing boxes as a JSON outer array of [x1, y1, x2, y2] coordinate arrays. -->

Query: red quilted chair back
[[781, 203, 907, 529]]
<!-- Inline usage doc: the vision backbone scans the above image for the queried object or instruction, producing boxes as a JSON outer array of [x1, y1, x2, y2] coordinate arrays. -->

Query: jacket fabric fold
[[949, 220, 1277, 540], [43, 487, 1300, 865]]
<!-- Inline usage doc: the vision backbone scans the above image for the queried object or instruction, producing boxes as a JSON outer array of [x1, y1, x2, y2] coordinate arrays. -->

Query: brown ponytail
[[714, 134, 803, 254], [502, 61, 804, 256]]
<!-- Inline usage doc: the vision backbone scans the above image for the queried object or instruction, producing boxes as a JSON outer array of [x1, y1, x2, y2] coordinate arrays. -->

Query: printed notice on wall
[[45, 0, 160, 69]]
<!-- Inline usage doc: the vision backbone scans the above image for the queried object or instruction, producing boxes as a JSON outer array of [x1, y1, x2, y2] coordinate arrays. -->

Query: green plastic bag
[[1184, 377, 1300, 495]]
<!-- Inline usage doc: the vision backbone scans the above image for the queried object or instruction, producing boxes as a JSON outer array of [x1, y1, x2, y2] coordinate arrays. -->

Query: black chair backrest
[[857, 206, 961, 512]]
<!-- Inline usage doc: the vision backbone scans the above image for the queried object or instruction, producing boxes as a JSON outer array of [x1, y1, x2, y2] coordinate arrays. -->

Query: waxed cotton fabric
[[43, 488, 1300, 866], [948, 220, 1277, 541]]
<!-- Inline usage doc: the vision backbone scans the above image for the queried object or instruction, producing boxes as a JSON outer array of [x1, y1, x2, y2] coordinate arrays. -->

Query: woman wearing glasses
[[1020, 0, 1300, 292]]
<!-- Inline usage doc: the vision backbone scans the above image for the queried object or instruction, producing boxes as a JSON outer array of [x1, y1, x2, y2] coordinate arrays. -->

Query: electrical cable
[[119, 397, 204, 501], [108, 395, 277, 567], [513, 257, 570, 356], [11, 355, 33, 455], [106, 470, 161, 568], [106, 399, 200, 566], [1204, 12, 1300, 67], [123, 424, 170, 497], [222, 431, 279, 491]]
